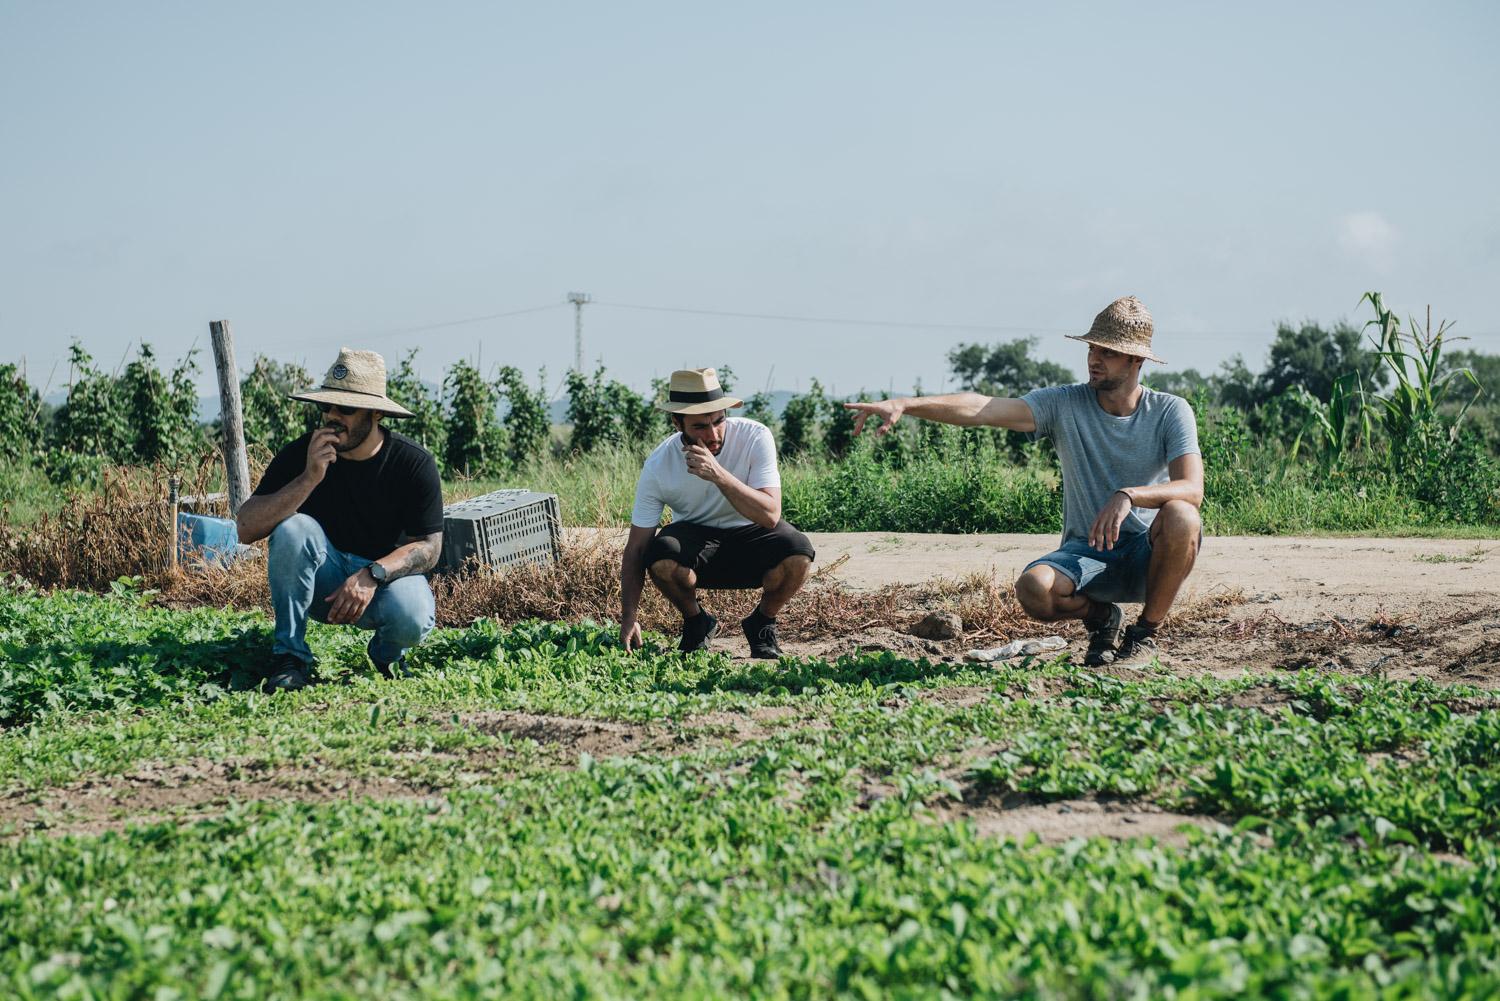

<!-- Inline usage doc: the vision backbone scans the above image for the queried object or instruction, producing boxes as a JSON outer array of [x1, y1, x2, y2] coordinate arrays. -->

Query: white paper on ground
[[963, 635, 1067, 663]]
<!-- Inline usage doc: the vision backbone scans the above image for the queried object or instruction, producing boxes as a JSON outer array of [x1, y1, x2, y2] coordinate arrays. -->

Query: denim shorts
[[1024, 532, 1154, 604]]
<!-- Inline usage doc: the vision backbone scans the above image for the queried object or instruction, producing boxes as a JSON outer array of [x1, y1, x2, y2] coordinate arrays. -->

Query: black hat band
[[668, 387, 724, 404]]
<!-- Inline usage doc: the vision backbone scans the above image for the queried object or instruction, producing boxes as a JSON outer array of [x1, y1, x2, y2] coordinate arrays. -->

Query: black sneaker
[[373, 656, 408, 680], [679, 611, 719, 653], [1113, 623, 1160, 669], [262, 653, 312, 693], [741, 610, 784, 660], [368, 640, 409, 680], [1083, 602, 1124, 667]]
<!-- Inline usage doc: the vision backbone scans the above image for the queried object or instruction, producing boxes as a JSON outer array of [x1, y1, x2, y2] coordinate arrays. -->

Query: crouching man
[[620, 368, 816, 658], [236, 348, 445, 692], [846, 296, 1203, 667]]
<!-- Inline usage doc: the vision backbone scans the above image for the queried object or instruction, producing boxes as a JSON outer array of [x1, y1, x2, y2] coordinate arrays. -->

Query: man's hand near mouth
[[304, 427, 340, 484]]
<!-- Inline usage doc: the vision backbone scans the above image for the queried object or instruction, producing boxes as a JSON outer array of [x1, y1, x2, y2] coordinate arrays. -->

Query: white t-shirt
[[630, 418, 781, 529]]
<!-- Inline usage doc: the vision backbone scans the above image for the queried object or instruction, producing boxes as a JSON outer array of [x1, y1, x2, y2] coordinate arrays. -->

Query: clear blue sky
[[3, 1, 1497, 401]]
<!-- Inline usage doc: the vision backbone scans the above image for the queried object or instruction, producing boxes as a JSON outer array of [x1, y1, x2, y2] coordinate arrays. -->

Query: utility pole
[[567, 291, 591, 372]]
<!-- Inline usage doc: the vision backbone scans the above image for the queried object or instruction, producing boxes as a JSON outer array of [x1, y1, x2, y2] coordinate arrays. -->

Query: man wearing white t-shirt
[[620, 368, 816, 658]]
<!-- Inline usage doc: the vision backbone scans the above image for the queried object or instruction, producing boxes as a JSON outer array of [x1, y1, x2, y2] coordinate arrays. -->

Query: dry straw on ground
[[0, 467, 1235, 645]]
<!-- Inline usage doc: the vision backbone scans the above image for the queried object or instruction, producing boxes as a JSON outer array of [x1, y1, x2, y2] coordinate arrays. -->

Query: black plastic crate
[[439, 489, 561, 572]]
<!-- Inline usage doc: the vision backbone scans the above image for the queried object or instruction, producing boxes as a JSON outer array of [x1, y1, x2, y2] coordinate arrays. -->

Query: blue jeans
[[1025, 532, 1154, 605], [268, 514, 436, 667]]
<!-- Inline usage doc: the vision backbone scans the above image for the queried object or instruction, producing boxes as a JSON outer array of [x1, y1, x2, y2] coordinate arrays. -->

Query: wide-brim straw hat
[[1065, 295, 1166, 364], [655, 367, 744, 415], [289, 348, 415, 417]]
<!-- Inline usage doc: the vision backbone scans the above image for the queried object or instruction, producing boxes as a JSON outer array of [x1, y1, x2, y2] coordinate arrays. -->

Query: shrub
[[497, 366, 551, 468], [386, 350, 447, 469], [444, 359, 507, 478], [240, 357, 318, 452]]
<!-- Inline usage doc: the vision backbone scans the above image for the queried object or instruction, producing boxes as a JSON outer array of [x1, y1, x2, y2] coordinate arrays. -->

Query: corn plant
[[1287, 373, 1371, 474], [1361, 292, 1482, 474]]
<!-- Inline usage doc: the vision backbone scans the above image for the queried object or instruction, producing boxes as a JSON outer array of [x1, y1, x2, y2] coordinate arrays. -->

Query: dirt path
[[721, 532, 1500, 686], [806, 532, 1498, 617]]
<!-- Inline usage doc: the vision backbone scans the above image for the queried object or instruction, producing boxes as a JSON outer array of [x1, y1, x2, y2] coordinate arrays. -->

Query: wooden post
[[209, 320, 252, 516]]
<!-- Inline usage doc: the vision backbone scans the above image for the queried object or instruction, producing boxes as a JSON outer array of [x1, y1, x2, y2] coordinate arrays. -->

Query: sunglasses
[[316, 402, 360, 416]]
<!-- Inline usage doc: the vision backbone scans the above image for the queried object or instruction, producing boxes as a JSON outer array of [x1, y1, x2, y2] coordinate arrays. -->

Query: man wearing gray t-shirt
[[846, 296, 1203, 667]]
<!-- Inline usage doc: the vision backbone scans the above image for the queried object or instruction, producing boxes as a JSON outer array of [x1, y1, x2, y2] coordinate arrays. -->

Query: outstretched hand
[[843, 399, 905, 436]]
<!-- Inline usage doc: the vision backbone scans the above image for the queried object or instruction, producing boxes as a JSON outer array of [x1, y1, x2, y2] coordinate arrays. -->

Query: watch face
[[369, 563, 387, 582]]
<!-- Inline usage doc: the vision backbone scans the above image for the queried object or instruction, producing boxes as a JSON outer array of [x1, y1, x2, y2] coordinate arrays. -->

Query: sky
[[3, 1, 1498, 403]]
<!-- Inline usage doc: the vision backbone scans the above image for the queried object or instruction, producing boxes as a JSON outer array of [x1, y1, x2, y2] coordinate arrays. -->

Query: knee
[[649, 558, 692, 586], [268, 514, 323, 559], [1014, 570, 1055, 618], [380, 585, 435, 647], [780, 554, 813, 579], [1157, 501, 1201, 549]]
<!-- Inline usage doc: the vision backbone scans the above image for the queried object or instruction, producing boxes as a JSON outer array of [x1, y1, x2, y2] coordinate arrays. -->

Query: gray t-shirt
[[1022, 384, 1200, 546]]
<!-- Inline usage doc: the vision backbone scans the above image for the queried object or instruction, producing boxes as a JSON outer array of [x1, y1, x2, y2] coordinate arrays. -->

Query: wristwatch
[[367, 562, 390, 586]]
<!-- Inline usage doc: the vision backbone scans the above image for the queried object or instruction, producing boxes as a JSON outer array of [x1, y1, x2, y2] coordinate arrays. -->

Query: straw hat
[[1065, 296, 1166, 364], [289, 348, 414, 417], [655, 368, 744, 415]]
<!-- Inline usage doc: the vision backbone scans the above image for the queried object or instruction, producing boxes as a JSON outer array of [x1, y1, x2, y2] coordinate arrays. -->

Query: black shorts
[[644, 519, 817, 590]]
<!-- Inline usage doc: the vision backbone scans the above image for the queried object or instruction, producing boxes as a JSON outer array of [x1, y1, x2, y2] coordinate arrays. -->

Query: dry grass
[[0, 473, 1241, 648]]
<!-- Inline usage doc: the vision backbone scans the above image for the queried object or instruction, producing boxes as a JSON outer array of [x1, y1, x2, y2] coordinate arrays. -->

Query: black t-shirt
[[253, 429, 444, 560]]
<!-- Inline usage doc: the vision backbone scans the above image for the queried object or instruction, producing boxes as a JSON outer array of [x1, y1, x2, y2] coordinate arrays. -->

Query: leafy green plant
[[497, 365, 551, 468], [444, 359, 508, 478], [239, 356, 318, 452], [1362, 292, 1482, 475], [780, 380, 826, 459], [386, 350, 447, 469]]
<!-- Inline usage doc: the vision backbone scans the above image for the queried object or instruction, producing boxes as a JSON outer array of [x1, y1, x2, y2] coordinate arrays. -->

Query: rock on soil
[[910, 611, 963, 640]]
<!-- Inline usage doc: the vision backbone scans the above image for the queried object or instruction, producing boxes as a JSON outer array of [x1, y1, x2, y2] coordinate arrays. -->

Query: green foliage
[[742, 390, 778, 435], [0, 364, 42, 464], [385, 350, 447, 469], [1258, 320, 1387, 401], [443, 359, 507, 478], [566, 367, 626, 454], [239, 357, 318, 453], [948, 336, 1074, 395], [118, 343, 206, 467], [50, 343, 132, 464], [497, 366, 551, 468], [1362, 292, 1483, 479], [780, 380, 826, 460], [2, 588, 1499, 997]]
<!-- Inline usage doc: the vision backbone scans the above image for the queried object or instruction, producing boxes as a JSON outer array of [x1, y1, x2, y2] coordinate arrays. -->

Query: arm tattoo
[[385, 532, 443, 582]]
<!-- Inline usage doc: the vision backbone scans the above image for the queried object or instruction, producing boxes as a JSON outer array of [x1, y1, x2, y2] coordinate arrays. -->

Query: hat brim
[[1064, 334, 1166, 365], [655, 397, 744, 415], [290, 388, 415, 418]]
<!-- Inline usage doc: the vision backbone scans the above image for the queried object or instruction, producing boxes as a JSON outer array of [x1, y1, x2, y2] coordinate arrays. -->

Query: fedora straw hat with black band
[[289, 348, 415, 418], [655, 368, 744, 415], [1065, 296, 1166, 365]]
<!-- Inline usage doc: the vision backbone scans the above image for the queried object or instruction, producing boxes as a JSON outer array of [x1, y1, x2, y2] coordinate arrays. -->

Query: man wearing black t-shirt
[[237, 348, 445, 692]]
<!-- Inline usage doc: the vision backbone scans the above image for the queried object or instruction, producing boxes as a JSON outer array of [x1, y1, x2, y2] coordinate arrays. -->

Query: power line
[[593, 299, 1500, 341], [595, 299, 1076, 334]]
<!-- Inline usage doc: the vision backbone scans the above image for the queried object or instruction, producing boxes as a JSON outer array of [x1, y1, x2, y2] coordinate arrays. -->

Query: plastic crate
[[439, 489, 561, 571]]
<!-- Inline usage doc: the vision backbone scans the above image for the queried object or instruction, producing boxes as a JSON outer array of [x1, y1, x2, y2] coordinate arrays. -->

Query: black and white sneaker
[[262, 653, 312, 693], [1082, 602, 1124, 667], [741, 610, 784, 660], [679, 611, 719, 653]]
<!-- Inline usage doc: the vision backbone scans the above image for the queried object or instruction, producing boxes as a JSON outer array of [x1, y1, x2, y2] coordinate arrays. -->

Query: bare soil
[[708, 533, 1500, 688]]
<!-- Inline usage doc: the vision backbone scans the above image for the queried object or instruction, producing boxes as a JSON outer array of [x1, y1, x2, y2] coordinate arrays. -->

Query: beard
[[1088, 373, 1126, 391], [325, 410, 376, 452]]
